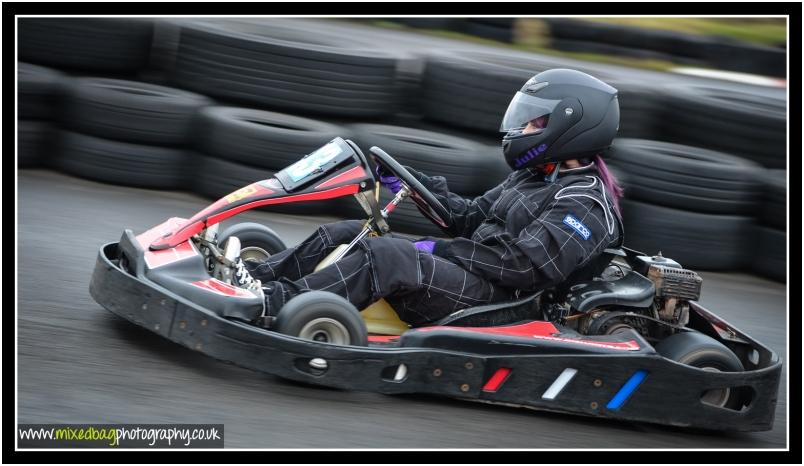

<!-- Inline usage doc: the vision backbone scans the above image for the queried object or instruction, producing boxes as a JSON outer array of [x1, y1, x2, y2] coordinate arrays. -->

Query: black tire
[[18, 63, 66, 120], [460, 20, 515, 43], [55, 131, 190, 189], [347, 123, 500, 195], [218, 222, 287, 263], [196, 107, 347, 170], [543, 18, 708, 61], [471, 18, 516, 28], [19, 18, 154, 72], [543, 18, 625, 44], [655, 331, 745, 409], [171, 20, 401, 117], [19, 121, 53, 168], [751, 225, 786, 283], [62, 78, 213, 146], [181, 20, 400, 67], [704, 41, 786, 78], [609, 139, 763, 215], [392, 18, 457, 29], [613, 82, 668, 140], [759, 169, 786, 230], [191, 155, 335, 215], [550, 38, 690, 64], [659, 84, 786, 168], [620, 199, 751, 270], [275, 291, 368, 346]]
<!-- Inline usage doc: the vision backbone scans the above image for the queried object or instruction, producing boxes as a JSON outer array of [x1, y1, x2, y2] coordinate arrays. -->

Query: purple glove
[[376, 165, 402, 194], [414, 240, 436, 254]]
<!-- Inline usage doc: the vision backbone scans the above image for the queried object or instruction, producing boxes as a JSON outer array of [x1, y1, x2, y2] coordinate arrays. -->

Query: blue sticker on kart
[[563, 214, 591, 240]]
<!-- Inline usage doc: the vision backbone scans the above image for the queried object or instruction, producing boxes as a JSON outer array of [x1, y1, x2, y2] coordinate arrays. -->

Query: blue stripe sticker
[[606, 370, 649, 410]]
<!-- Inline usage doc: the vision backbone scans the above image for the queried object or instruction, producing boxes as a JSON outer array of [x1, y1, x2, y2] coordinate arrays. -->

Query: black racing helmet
[[500, 69, 620, 170]]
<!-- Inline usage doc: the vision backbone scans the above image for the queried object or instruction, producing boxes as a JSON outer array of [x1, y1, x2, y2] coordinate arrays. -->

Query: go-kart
[[89, 137, 781, 432]]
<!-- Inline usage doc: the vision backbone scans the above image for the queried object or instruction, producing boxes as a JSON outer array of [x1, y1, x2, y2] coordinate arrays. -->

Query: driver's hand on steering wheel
[[375, 165, 403, 194]]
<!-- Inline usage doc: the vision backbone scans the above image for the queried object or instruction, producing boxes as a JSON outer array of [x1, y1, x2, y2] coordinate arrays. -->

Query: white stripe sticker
[[542, 368, 578, 400]]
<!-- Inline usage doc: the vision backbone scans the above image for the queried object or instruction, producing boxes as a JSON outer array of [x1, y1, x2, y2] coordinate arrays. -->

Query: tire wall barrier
[[18, 19, 787, 280], [542, 18, 786, 78], [608, 139, 786, 281], [387, 18, 515, 43]]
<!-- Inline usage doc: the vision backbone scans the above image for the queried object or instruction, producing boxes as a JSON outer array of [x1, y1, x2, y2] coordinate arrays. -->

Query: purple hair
[[593, 154, 623, 218]]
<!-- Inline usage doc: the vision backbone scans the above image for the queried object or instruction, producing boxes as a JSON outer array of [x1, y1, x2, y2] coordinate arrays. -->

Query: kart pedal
[[254, 315, 276, 329]]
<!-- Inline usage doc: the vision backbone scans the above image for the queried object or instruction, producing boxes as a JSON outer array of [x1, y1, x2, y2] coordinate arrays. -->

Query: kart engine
[[551, 253, 703, 339], [647, 263, 702, 327]]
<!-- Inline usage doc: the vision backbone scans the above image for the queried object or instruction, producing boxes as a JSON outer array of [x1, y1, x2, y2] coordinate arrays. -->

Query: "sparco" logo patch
[[563, 214, 591, 240]]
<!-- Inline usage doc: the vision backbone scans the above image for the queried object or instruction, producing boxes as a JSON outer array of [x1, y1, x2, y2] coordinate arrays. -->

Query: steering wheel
[[369, 146, 451, 229]]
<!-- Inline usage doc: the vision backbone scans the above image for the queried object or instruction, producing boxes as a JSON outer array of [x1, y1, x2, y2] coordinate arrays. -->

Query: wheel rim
[[700, 366, 731, 408], [240, 246, 271, 262], [298, 318, 351, 345]]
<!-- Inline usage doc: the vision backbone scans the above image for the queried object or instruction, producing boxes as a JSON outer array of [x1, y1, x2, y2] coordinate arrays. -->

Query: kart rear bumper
[[89, 231, 782, 432]]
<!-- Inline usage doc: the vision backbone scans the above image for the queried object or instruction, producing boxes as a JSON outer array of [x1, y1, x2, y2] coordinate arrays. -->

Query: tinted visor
[[499, 91, 561, 133]]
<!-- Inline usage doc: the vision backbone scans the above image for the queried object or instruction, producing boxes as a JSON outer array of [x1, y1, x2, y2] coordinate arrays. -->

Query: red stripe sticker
[[482, 368, 512, 392]]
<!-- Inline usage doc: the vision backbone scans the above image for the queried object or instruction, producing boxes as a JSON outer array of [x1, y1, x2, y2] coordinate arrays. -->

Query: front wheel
[[218, 222, 287, 262], [655, 331, 745, 409], [275, 291, 368, 346]]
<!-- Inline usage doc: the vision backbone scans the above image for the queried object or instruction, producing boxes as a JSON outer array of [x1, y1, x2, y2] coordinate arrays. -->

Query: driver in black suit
[[236, 69, 625, 328]]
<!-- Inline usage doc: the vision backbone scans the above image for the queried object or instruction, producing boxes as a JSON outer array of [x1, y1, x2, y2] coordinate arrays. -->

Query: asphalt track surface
[[17, 170, 788, 449]]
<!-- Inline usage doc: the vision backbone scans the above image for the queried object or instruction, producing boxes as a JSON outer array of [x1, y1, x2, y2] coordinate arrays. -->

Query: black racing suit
[[247, 162, 623, 327]]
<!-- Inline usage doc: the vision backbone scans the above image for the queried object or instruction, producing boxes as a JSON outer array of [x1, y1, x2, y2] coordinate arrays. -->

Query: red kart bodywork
[[150, 165, 371, 251]]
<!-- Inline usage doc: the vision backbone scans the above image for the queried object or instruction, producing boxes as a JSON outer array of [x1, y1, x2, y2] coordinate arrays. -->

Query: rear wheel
[[655, 331, 745, 409], [275, 291, 368, 346], [218, 222, 286, 261]]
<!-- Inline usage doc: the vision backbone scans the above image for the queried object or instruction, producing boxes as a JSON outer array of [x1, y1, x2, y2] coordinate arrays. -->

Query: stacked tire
[[542, 18, 785, 78], [54, 78, 212, 189], [610, 81, 666, 140], [659, 83, 787, 169], [19, 18, 155, 74], [171, 19, 403, 118], [751, 170, 787, 282], [608, 139, 763, 271], [421, 50, 608, 134], [460, 18, 516, 43], [18, 63, 64, 167]]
